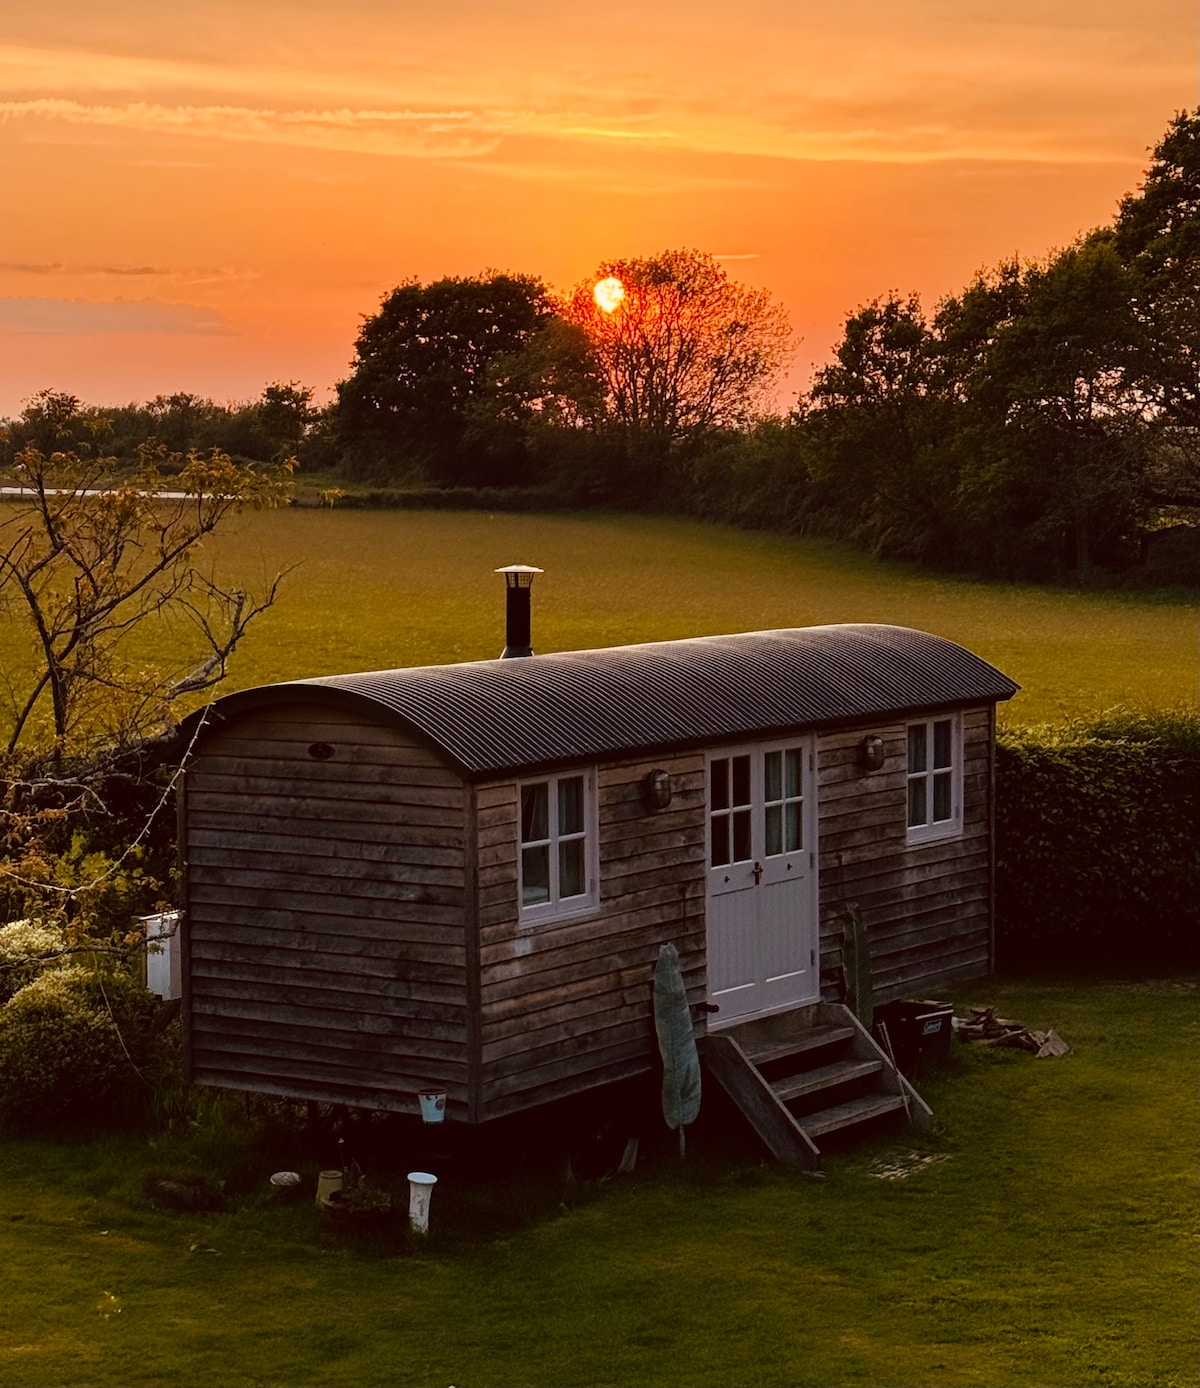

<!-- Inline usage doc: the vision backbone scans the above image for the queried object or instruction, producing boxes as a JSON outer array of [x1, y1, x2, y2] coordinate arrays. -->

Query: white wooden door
[[706, 739, 818, 1024]]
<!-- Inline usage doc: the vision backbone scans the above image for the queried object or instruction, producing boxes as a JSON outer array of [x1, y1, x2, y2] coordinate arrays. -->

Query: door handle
[[753, 860, 763, 885]]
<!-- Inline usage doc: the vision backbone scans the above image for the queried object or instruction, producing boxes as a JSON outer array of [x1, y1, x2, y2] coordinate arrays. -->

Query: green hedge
[[294, 484, 575, 512], [995, 711, 1199, 969], [0, 965, 163, 1130]]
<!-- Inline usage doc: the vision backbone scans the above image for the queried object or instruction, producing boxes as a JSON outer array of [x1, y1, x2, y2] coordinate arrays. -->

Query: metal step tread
[[800, 1092, 908, 1139], [771, 1058, 883, 1103], [741, 1025, 857, 1066]]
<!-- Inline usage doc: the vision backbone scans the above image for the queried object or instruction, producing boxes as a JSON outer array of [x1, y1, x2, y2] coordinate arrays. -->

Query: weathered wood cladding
[[815, 706, 994, 1001], [181, 681, 1005, 1122], [475, 752, 707, 1119], [183, 701, 469, 1114]]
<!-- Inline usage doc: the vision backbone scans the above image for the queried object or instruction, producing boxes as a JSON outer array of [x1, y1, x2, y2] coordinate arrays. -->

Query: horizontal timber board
[[188, 1069, 445, 1113], [189, 959, 466, 1012], [481, 1057, 655, 1121], [189, 976, 467, 1033], [477, 855, 701, 914], [875, 954, 991, 1001], [481, 967, 657, 1033], [187, 857, 464, 907], [483, 1033, 654, 1103], [599, 871, 706, 912], [191, 949, 463, 1004], [824, 864, 991, 914], [212, 706, 443, 746], [820, 905, 987, 954], [190, 1022, 468, 1077], [188, 773, 464, 817], [477, 804, 518, 833], [196, 749, 461, 784], [474, 842, 520, 873], [191, 1003, 467, 1057], [475, 782, 518, 811], [191, 946, 464, 989], [816, 802, 907, 836], [819, 836, 987, 878], [186, 791, 466, 838], [188, 882, 464, 927], [596, 827, 707, 871], [598, 778, 704, 812], [873, 943, 989, 993], [191, 1045, 466, 1098], [190, 971, 466, 1027], [599, 817, 707, 856], [480, 895, 705, 959], [482, 992, 655, 1061], [480, 874, 704, 934], [483, 1006, 652, 1069], [600, 794, 705, 830], [844, 877, 991, 923], [479, 893, 702, 964], [870, 920, 988, 963], [185, 806, 464, 850], [190, 930, 466, 982], [481, 933, 705, 1006], [187, 826, 463, 871], [819, 821, 985, 861], [821, 777, 904, 810]]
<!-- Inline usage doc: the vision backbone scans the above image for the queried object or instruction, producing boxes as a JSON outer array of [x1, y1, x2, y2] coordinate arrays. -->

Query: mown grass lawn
[[0, 976, 1194, 1388], [204, 509, 1198, 725], [2, 507, 1195, 743]]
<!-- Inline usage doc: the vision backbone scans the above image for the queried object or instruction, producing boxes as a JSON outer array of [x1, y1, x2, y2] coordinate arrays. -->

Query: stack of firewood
[[953, 1007, 1070, 1058]]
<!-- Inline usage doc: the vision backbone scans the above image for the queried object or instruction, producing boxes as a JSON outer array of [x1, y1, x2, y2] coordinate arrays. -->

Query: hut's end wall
[[182, 700, 470, 1116]]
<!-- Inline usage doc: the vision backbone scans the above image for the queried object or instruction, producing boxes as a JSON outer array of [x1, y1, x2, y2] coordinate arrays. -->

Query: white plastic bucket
[[418, 1090, 447, 1124], [316, 1169, 344, 1208], [407, 1171, 438, 1234]]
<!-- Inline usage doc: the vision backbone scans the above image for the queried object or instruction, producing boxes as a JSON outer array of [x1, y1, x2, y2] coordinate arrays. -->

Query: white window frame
[[905, 713, 963, 845], [517, 769, 599, 924]]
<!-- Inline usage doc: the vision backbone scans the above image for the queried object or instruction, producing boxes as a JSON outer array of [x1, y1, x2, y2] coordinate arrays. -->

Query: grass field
[[196, 509, 1196, 725], [2, 506, 1195, 739], [0, 976, 1194, 1388]]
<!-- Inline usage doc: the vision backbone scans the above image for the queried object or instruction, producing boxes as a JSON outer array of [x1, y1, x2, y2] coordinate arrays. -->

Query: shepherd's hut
[[176, 570, 1018, 1166]]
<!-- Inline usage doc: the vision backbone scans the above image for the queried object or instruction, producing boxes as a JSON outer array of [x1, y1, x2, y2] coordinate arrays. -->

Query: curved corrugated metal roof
[[198, 625, 1018, 777]]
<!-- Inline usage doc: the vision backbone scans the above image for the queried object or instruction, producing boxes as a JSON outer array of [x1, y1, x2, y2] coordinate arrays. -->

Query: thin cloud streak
[[0, 296, 229, 335], [0, 96, 1149, 168], [0, 99, 495, 160]]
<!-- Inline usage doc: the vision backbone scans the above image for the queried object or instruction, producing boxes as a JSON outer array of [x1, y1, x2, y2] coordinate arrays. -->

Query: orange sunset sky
[[0, 0, 1195, 418]]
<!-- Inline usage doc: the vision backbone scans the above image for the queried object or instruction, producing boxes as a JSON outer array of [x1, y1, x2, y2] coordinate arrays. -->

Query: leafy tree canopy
[[565, 249, 792, 460], [333, 271, 556, 484]]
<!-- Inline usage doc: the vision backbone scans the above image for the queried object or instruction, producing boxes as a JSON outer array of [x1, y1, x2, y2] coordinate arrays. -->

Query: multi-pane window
[[763, 747, 804, 857], [709, 753, 752, 867], [519, 772, 596, 919], [906, 716, 960, 841], [709, 745, 806, 869]]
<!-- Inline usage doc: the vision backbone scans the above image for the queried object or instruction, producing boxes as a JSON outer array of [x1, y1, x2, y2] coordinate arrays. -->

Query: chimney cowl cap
[[495, 564, 543, 589]]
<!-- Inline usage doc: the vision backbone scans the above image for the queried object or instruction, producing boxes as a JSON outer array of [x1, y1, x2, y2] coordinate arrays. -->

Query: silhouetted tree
[[333, 272, 557, 484]]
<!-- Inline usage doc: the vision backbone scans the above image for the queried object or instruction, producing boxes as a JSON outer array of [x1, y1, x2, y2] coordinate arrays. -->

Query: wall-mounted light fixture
[[858, 735, 885, 772], [641, 769, 673, 812]]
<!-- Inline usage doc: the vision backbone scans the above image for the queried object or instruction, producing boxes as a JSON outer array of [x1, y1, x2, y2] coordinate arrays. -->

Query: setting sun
[[593, 277, 626, 314]]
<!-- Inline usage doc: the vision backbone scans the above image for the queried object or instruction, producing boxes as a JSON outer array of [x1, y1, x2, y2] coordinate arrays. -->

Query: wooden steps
[[702, 1002, 933, 1169], [771, 1057, 883, 1104]]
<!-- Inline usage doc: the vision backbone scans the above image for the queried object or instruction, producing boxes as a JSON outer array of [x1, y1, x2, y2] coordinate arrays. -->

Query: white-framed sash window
[[906, 714, 962, 843], [518, 770, 598, 922]]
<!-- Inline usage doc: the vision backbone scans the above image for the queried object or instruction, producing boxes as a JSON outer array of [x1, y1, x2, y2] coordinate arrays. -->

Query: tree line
[[3, 111, 1195, 585]]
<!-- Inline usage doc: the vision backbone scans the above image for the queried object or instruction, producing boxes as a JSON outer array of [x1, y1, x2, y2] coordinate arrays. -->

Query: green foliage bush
[[0, 919, 65, 1005], [0, 965, 162, 1130], [995, 710, 1199, 967]]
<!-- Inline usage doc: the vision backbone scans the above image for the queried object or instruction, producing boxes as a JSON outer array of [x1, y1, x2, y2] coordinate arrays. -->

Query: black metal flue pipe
[[495, 565, 543, 658]]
